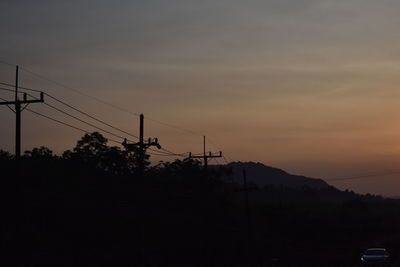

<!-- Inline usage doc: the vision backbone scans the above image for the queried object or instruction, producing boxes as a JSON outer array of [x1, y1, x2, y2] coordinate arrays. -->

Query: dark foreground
[[2, 135, 400, 266]]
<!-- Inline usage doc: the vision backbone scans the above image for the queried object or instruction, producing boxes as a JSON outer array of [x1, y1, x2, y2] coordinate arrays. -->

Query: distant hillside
[[226, 161, 330, 189]]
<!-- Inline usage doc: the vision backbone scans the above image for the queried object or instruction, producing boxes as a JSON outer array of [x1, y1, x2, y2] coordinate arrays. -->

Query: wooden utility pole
[[122, 113, 161, 176], [242, 168, 254, 265], [188, 136, 222, 168], [121, 114, 162, 265], [243, 168, 252, 242], [139, 113, 145, 174], [0, 65, 44, 163]]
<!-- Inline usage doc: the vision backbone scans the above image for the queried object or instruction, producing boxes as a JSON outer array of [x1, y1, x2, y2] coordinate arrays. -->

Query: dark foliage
[[1, 132, 400, 267]]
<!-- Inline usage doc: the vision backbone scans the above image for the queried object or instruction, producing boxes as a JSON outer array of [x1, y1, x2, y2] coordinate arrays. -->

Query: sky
[[2, 0, 400, 196]]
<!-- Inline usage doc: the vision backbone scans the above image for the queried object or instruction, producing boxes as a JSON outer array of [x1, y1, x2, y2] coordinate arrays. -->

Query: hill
[[226, 161, 330, 189]]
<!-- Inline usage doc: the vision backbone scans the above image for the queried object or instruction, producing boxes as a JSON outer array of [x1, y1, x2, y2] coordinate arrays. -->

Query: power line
[[43, 94, 138, 139], [0, 66, 46, 161], [145, 116, 203, 136], [0, 86, 16, 93], [8, 100, 400, 177], [19, 66, 141, 117], [8, 87, 186, 157], [26, 108, 121, 144], [0, 81, 42, 93], [1, 94, 227, 163], [1, 80, 191, 157], [44, 94, 139, 139], [0, 96, 15, 112], [210, 157, 222, 165], [4, 67, 399, 172], [10, 68, 204, 137], [1, 64, 231, 161], [26, 108, 89, 134], [1, 74, 210, 160], [13, 90, 130, 142], [25, 107, 184, 157], [147, 147, 180, 156], [1, 81, 139, 140], [1, 69, 139, 120], [188, 136, 223, 168], [0, 60, 14, 67], [327, 170, 400, 182], [3, 92, 223, 159], [159, 147, 186, 156], [221, 155, 230, 164], [1, 78, 229, 160], [206, 136, 233, 163], [148, 151, 183, 157], [42, 101, 130, 142], [0, 77, 207, 142], [0, 82, 189, 157], [24, 106, 181, 154]]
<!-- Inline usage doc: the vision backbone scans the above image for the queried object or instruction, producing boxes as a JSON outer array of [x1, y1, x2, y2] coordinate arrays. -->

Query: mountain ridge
[[225, 161, 330, 189]]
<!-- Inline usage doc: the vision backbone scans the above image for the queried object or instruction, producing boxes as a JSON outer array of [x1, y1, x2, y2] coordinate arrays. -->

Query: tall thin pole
[[122, 113, 161, 178], [243, 168, 252, 243], [188, 135, 222, 167], [0, 65, 44, 164], [15, 65, 18, 102], [139, 114, 144, 147], [139, 114, 144, 176], [134, 114, 144, 263], [203, 135, 207, 169], [15, 65, 21, 162]]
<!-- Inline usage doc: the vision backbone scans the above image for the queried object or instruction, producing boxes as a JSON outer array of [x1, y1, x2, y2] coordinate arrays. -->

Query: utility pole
[[242, 168, 254, 265], [122, 114, 163, 266], [188, 136, 222, 169], [0, 65, 44, 164], [122, 113, 162, 176], [139, 113, 145, 174], [242, 168, 252, 242]]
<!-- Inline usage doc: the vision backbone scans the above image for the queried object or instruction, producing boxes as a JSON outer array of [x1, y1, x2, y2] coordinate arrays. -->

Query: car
[[361, 248, 390, 266]]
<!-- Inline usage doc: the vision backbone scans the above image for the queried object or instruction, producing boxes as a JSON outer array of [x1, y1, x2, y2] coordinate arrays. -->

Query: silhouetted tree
[[0, 149, 13, 160], [61, 132, 151, 176], [23, 146, 55, 160], [3, 132, 400, 267], [72, 132, 108, 159]]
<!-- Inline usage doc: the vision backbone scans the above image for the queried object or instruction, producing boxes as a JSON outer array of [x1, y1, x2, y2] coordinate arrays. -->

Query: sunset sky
[[2, 0, 400, 196]]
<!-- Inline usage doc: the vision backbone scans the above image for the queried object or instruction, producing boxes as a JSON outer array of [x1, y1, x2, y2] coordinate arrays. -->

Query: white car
[[361, 248, 390, 266]]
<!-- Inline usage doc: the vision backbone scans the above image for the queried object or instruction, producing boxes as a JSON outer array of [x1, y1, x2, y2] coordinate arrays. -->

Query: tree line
[[1, 132, 400, 267]]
